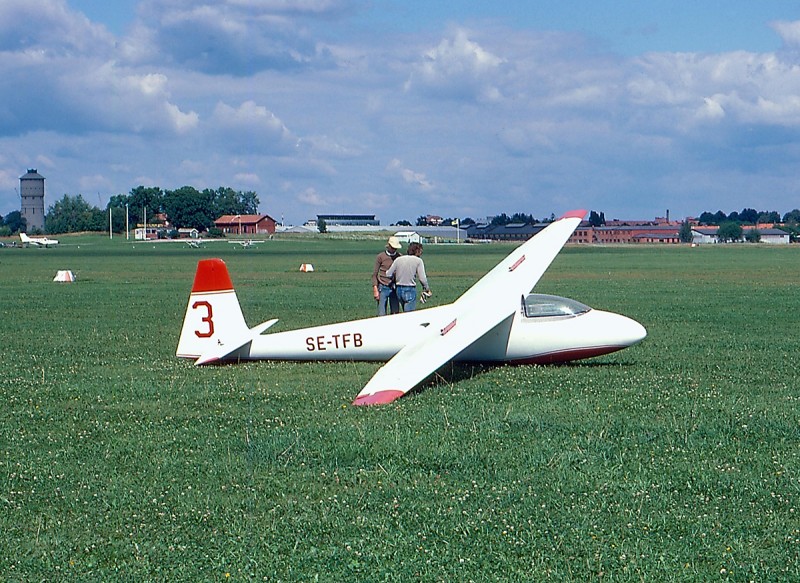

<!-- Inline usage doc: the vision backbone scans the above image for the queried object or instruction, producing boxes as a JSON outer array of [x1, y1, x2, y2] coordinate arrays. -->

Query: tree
[[317, 218, 327, 233], [45, 194, 105, 233], [3, 210, 26, 234], [698, 211, 715, 225], [738, 208, 759, 224], [104, 195, 130, 233], [745, 229, 761, 243], [717, 221, 743, 243], [394, 219, 412, 227], [490, 213, 511, 226], [783, 209, 800, 223], [588, 210, 605, 227], [679, 221, 693, 243], [759, 211, 780, 224], [210, 187, 241, 216], [238, 190, 260, 215], [208, 187, 260, 217], [415, 216, 427, 227], [509, 212, 537, 224], [127, 186, 164, 226], [162, 186, 215, 230], [100, 205, 125, 233]]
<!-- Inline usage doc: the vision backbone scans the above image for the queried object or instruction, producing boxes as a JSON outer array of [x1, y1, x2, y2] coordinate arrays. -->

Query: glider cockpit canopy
[[522, 294, 591, 319]]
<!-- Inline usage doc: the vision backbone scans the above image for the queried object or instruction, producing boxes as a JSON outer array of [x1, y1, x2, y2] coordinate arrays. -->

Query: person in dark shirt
[[372, 236, 402, 315]]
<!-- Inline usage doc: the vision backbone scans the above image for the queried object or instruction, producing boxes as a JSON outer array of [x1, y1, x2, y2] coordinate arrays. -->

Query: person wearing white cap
[[372, 236, 402, 315]]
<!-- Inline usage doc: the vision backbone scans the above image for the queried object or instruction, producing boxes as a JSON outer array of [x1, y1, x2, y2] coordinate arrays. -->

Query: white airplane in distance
[[177, 210, 647, 405], [20, 232, 59, 247], [229, 239, 261, 249]]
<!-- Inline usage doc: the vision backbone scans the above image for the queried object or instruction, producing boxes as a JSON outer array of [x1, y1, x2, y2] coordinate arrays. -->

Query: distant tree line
[[697, 207, 788, 225], [403, 211, 612, 229], [2, 185, 260, 235], [407, 212, 553, 228]]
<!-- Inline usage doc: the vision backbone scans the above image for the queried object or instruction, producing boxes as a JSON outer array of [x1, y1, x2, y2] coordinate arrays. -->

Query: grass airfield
[[2, 235, 799, 581]]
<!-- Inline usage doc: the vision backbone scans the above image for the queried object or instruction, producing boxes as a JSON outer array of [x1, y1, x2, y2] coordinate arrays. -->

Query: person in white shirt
[[386, 242, 431, 312]]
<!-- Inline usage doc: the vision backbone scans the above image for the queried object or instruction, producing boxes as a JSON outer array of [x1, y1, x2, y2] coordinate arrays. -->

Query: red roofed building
[[215, 214, 277, 235]]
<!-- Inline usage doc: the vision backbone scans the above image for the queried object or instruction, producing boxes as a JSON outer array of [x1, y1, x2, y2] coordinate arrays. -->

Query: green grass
[[2, 236, 800, 581]]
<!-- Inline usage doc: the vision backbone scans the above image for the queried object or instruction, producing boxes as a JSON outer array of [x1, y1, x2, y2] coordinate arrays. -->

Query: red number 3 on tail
[[193, 301, 214, 337]]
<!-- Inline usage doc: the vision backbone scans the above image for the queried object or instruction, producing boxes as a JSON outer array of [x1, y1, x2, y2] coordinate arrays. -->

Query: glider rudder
[[192, 258, 234, 293], [176, 258, 249, 360]]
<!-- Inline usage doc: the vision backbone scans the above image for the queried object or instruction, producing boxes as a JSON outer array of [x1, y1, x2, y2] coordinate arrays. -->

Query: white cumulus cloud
[[405, 29, 506, 102], [209, 100, 295, 153], [386, 158, 433, 191]]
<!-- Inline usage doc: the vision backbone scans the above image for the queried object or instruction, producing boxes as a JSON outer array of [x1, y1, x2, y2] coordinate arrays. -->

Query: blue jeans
[[396, 285, 417, 312], [377, 283, 400, 315]]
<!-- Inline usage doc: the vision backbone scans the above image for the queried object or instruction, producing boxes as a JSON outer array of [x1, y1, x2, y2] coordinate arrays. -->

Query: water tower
[[20, 169, 45, 231]]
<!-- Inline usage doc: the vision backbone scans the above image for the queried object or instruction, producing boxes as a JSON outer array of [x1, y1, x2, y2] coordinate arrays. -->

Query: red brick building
[[214, 214, 277, 235]]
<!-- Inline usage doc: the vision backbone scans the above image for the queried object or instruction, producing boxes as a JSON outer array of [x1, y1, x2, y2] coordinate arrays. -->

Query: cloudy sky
[[3, 1, 800, 225]]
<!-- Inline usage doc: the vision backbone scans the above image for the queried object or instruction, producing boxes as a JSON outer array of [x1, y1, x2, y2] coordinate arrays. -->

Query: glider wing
[[353, 209, 586, 405]]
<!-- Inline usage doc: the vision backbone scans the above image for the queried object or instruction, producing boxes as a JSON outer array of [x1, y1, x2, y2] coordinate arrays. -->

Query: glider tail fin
[[176, 258, 250, 360]]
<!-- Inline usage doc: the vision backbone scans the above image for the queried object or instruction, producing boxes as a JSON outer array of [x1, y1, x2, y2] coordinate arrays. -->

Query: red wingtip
[[352, 390, 405, 406], [560, 209, 588, 220], [192, 258, 234, 293]]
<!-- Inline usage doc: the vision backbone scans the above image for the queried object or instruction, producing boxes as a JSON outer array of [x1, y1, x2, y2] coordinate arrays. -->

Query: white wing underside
[[353, 211, 585, 405]]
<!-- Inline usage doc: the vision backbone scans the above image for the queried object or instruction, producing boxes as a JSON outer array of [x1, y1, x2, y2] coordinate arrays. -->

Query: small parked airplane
[[177, 210, 647, 405], [20, 233, 59, 247], [229, 239, 261, 249]]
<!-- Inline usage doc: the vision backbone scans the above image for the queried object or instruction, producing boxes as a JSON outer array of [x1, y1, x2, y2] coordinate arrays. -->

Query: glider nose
[[613, 313, 647, 347]]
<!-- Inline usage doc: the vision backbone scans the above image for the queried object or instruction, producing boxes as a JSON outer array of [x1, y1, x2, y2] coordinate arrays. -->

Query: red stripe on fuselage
[[505, 345, 626, 365], [508, 255, 525, 272]]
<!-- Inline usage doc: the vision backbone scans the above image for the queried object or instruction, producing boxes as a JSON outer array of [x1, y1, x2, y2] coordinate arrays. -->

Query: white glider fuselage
[[214, 300, 645, 365]]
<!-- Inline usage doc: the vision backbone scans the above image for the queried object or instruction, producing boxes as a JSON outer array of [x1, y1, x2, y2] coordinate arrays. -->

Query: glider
[[177, 210, 646, 405], [20, 232, 59, 247]]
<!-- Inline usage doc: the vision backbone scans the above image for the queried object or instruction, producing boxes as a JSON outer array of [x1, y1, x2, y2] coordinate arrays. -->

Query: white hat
[[387, 236, 402, 249]]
